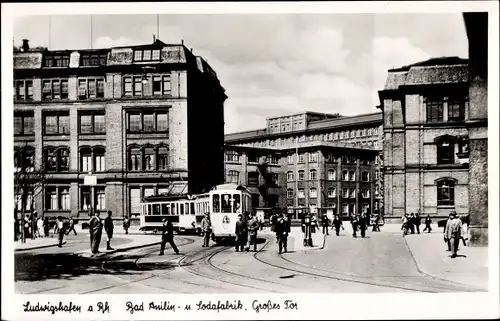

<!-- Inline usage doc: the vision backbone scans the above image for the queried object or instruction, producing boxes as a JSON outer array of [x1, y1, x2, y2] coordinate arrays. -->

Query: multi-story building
[[378, 56, 472, 222], [13, 38, 227, 222], [224, 112, 383, 220]]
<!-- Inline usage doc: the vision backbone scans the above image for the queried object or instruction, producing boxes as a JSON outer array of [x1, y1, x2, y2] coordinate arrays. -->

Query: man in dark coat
[[56, 216, 66, 247], [88, 210, 103, 254], [321, 213, 330, 235], [359, 213, 367, 238], [247, 213, 259, 252], [201, 213, 212, 247], [67, 217, 78, 236], [104, 211, 114, 250], [409, 213, 416, 234], [350, 214, 358, 238], [331, 215, 344, 236], [275, 212, 291, 254], [414, 212, 421, 234], [234, 214, 247, 252], [160, 217, 179, 255], [123, 216, 130, 234], [423, 215, 432, 233]]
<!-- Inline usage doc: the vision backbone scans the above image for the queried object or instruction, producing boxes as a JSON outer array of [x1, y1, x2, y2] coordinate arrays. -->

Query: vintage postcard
[[2, 1, 499, 320]]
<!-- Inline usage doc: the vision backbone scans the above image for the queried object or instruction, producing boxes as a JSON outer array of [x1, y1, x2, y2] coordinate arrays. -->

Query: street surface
[[15, 227, 488, 294]]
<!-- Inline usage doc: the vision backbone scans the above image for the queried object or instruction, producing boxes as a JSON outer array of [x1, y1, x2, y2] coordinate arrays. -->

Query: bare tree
[[14, 144, 49, 243]]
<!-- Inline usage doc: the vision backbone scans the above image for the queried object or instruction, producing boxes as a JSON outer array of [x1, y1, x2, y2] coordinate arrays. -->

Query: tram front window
[[233, 194, 241, 213], [147, 204, 152, 216], [153, 204, 160, 215], [212, 194, 220, 213], [221, 194, 232, 213], [162, 203, 170, 215]]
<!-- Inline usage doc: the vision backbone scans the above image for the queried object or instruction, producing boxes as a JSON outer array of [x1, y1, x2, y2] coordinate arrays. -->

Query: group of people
[[14, 212, 78, 245], [87, 210, 119, 255], [401, 212, 430, 235]]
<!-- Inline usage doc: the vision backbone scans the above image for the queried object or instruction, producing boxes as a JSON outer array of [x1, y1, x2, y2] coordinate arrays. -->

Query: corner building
[[13, 39, 227, 222]]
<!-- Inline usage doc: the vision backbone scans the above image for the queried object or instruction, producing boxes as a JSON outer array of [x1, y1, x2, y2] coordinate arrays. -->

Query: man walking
[[247, 212, 259, 252], [372, 214, 381, 232], [443, 213, 454, 251], [415, 212, 421, 234], [275, 212, 291, 254], [423, 214, 432, 233], [444, 211, 462, 258], [88, 210, 103, 254], [331, 215, 344, 236], [104, 211, 114, 250], [55, 216, 66, 247], [350, 214, 358, 238], [359, 213, 367, 238], [123, 215, 130, 235], [234, 214, 247, 252], [159, 217, 179, 255], [36, 214, 44, 238], [321, 213, 329, 235], [67, 217, 78, 236], [31, 212, 38, 239], [201, 212, 212, 247], [24, 214, 31, 240]]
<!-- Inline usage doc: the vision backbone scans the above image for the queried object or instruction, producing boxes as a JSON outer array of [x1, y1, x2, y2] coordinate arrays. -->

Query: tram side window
[[153, 204, 160, 215], [180, 203, 184, 215], [233, 194, 241, 213], [147, 204, 152, 216], [191, 202, 195, 215], [213, 194, 220, 213], [185, 202, 189, 215], [172, 204, 176, 215], [162, 203, 170, 215], [221, 194, 232, 213]]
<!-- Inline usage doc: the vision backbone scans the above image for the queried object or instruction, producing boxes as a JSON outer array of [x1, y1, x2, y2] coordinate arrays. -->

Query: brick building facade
[[13, 39, 226, 222]]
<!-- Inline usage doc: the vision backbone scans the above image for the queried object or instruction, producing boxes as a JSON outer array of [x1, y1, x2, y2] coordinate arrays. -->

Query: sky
[[13, 13, 468, 134]]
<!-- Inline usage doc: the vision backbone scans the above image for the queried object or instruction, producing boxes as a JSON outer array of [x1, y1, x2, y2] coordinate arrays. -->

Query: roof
[[384, 57, 469, 90], [267, 111, 341, 120], [212, 184, 250, 193], [225, 141, 381, 152]]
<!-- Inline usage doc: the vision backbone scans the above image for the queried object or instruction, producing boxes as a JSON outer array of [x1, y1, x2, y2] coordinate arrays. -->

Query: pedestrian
[[270, 213, 278, 243], [372, 214, 381, 232], [310, 215, 318, 234], [443, 214, 453, 251], [67, 217, 78, 236], [159, 217, 179, 255], [359, 213, 367, 238], [275, 212, 291, 254], [201, 212, 212, 247], [423, 215, 432, 233], [247, 212, 259, 252], [24, 214, 31, 240], [88, 210, 103, 254], [321, 213, 329, 235], [123, 215, 130, 235], [401, 214, 410, 236], [460, 215, 470, 246], [14, 218, 19, 241], [415, 212, 421, 234], [31, 212, 38, 239], [43, 216, 50, 237], [409, 213, 416, 234], [36, 214, 44, 238], [234, 214, 247, 252], [444, 211, 462, 258], [104, 211, 114, 250], [331, 215, 344, 236], [350, 214, 358, 238], [55, 216, 66, 247]]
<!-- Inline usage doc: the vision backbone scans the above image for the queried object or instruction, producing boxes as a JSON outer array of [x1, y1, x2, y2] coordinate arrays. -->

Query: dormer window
[[81, 53, 107, 66], [134, 49, 161, 62], [44, 54, 70, 67]]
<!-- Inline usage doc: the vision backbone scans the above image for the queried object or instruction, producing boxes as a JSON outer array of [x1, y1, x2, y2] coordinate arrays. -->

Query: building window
[[14, 147, 35, 173], [448, 99, 465, 122], [298, 189, 305, 199], [287, 189, 294, 199], [270, 173, 279, 186], [342, 204, 348, 214], [437, 180, 455, 206], [327, 170, 336, 181], [80, 148, 92, 172], [342, 188, 348, 198], [287, 205, 294, 213], [79, 113, 105, 134], [81, 186, 91, 211], [80, 53, 107, 66], [287, 154, 294, 164], [42, 79, 69, 100], [226, 170, 239, 184], [248, 172, 259, 186], [349, 204, 355, 215], [44, 113, 69, 135], [298, 170, 305, 181], [362, 203, 370, 214], [158, 146, 169, 170], [309, 188, 317, 198], [133, 49, 162, 62], [151, 74, 172, 96], [15, 80, 33, 101], [287, 171, 294, 181], [437, 138, 455, 164], [349, 171, 356, 181], [298, 153, 305, 163], [127, 111, 169, 133], [362, 171, 370, 182], [342, 170, 348, 181], [310, 204, 317, 214], [14, 112, 34, 135], [225, 150, 240, 162], [248, 153, 260, 163], [143, 147, 156, 171], [328, 188, 336, 198], [94, 147, 106, 172], [426, 98, 444, 122], [129, 188, 141, 216], [308, 152, 318, 163], [129, 147, 142, 171], [95, 186, 106, 210], [362, 189, 370, 198], [309, 169, 317, 180], [45, 186, 70, 210], [43, 54, 70, 67], [375, 170, 379, 180], [78, 78, 105, 99], [43, 147, 70, 172], [349, 188, 356, 199]]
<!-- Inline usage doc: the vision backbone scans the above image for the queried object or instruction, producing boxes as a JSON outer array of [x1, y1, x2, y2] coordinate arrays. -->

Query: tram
[[139, 183, 253, 241]]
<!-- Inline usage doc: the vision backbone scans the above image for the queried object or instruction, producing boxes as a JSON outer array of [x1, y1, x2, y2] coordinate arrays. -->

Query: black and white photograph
[[2, 1, 499, 320]]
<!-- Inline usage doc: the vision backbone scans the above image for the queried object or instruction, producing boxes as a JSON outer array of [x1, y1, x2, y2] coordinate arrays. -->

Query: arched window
[[342, 170, 348, 181], [226, 170, 239, 184], [44, 147, 70, 172], [144, 146, 155, 171], [437, 179, 455, 206], [328, 169, 336, 181], [362, 188, 370, 198], [309, 169, 317, 180], [349, 170, 356, 181], [436, 136, 455, 164], [158, 146, 169, 170], [298, 170, 305, 181], [14, 146, 35, 172], [328, 188, 336, 198], [94, 147, 106, 172], [80, 147, 92, 172], [287, 189, 294, 199], [129, 146, 142, 171], [309, 188, 317, 198], [362, 171, 370, 181], [287, 171, 294, 181]]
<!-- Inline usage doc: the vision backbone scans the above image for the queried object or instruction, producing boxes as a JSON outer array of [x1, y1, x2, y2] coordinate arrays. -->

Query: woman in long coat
[[88, 211, 103, 254]]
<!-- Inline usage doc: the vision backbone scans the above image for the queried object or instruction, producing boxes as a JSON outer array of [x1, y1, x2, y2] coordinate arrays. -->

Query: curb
[[78, 241, 162, 258], [15, 241, 67, 252]]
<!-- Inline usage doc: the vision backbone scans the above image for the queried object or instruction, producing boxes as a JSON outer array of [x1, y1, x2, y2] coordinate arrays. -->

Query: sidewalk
[[260, 226, 325, 252], [77, 234, 161, 258], [15, 237, 70, 252], [404, 232, 489, 290]]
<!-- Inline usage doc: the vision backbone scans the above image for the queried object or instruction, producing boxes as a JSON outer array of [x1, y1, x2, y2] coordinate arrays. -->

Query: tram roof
[[211, 183, 249, 192], [143, 194, 188, 202]]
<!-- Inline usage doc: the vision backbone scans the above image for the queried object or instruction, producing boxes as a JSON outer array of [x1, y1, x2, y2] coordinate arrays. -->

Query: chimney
[[181, 39, 184, 45], [153, 34, 156, 42], [22, 39, 30, 52]]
